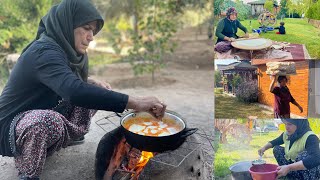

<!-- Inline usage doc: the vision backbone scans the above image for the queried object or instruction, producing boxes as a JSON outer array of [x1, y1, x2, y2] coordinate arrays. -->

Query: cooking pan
[[119, 110, 198, 152]]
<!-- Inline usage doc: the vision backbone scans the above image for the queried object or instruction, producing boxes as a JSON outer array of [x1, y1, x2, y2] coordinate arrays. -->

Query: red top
[[272, 86, 295, 116]]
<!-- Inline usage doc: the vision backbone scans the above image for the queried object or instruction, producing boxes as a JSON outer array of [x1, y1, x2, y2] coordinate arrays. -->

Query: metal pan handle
[[115, 112, 122, 117], [180, 128, 198, 138]]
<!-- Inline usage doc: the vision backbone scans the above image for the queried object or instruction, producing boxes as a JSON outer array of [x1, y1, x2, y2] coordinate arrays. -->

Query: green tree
[[279, 0, 288, 17], [125, 1, 178, 83], [306, 1, 320, 20], [234, 0, 251, 21], [0, 0, 55, 53], [214, 0, 225, 16], [287, 0, 312, 17], [215, 0, 235, 16], [264, 0, 274, 12], [215, 71, 222, 87], [231, 73, 242, 94], [99, 0, 212, 82]]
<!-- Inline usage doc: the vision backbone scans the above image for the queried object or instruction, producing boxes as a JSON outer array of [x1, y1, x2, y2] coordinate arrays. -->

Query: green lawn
[[214, 131, 280, 178], [215, 88, 274, 119], [237, 18, 320, 58]]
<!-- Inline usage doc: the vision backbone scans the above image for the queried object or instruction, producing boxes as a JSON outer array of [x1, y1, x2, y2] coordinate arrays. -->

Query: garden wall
[[308, 19, 320, 29], [256, 60, 309, 117]]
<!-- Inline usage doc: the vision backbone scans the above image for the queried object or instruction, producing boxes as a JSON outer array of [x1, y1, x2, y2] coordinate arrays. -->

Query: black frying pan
[[119, 110, 197, 152]]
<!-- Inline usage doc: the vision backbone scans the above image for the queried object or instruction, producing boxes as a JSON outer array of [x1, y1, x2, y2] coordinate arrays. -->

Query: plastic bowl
[[249, 164, 278, 180]]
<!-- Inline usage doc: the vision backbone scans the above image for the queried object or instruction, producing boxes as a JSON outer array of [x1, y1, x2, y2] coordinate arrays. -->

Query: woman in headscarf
[[214, 7, 249, 53], [258, 119, 320, 179], [0, 0, 166, 179], [270, 75, 303, 118]]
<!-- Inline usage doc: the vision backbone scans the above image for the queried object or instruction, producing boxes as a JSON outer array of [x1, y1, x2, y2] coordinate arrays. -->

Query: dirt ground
[[0, 27, 215, 180]]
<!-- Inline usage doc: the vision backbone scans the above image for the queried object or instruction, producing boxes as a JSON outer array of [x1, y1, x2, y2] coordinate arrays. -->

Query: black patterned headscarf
[[226, 7, 238, 19], [282, 119, 312, 143], [22, 0, 104, 82]]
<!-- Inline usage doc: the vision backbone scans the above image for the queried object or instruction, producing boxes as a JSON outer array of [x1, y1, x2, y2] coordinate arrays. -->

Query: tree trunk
[[133, 12, 139, 37], [220, 130, 228, 144], [132, 0, 140, 37]]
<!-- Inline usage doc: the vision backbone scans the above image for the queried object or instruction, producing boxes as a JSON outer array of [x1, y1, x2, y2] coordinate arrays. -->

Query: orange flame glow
[[136, 151, 154, 167]]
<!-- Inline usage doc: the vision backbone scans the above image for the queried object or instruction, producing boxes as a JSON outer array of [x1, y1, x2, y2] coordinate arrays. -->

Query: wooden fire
[[95, 127, 213, 180], [104, 138, 155, 180]]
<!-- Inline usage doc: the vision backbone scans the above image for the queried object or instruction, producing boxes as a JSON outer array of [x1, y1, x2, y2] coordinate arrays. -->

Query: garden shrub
[[236, 80, 258, 103], [306, 1, 320, 20], [234, 1, 251, 21], [215, 71, 222, 87]]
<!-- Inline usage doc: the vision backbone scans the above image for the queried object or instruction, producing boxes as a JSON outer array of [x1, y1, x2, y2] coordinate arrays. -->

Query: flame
[[136, 151, 154, 167]]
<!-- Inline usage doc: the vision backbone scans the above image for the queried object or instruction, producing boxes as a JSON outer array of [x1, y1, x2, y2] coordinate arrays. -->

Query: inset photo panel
[[214, 59, 309, 119], [213, 7, 318, 61]]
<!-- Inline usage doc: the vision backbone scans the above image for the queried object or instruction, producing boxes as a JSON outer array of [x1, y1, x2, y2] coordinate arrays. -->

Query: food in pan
[[123, 117, 182, 137]]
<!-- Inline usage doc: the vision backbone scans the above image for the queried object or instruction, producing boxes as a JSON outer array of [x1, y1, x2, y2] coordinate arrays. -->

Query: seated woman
[[258, 119, 320, 179], [270, 75, 303, 118], [214, 7, 249, 53]]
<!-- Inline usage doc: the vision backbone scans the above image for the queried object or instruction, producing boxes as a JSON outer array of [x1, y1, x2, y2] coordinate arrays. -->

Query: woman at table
[[258, 119, 320, 179], [215, 7, 249, 44]]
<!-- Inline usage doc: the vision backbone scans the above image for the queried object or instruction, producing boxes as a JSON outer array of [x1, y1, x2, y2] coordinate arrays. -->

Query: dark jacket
[[215, 18, 248, 43], [0, 39, 128, 157], [275, 25, 286, 34]]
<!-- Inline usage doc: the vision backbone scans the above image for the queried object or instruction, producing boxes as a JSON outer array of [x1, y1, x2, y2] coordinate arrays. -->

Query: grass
[[215, 88, 274, 119], [237, 18, 320, 58], [214, 131, 280, 178]]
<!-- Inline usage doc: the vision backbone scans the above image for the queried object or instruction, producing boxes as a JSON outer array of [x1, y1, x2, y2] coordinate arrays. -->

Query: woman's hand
[[258, 142, 272, 156], [258, 147, 266, 156], [277, 165, 291, 178], [298, 106, 303, 113], [272, 74, 279, 79], [224, 36, 235, 42], [126, 96, 167, 120], [243, 33, 249, 38], [229, 37, 236, 42], [88, 77, 112, 90]]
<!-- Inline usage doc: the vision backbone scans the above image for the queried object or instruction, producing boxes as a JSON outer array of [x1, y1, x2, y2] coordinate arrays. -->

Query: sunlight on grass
[[215, 92, 274, 119], [237, 18, 320, 58]]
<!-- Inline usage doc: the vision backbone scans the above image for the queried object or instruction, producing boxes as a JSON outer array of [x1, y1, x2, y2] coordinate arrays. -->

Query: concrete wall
[[308, 19, 320, 28]]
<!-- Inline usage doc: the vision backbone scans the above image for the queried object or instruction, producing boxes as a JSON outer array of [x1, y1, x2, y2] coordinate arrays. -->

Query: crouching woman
[[258, 119, 320, 179]]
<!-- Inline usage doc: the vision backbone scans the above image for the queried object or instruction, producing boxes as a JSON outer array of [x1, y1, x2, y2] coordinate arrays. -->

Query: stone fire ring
[[231, 38, 273, 51]]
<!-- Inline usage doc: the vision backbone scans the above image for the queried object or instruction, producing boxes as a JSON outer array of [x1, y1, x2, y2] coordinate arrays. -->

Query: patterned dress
[[9, 103, 96, 179], [273, 145, 320, 180]]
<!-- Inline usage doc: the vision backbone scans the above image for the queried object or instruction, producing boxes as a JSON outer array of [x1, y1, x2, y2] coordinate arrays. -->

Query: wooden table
[[231, 38, 273, 59]]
